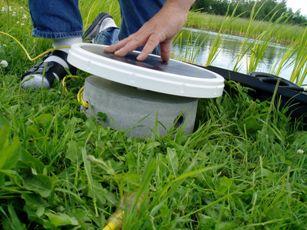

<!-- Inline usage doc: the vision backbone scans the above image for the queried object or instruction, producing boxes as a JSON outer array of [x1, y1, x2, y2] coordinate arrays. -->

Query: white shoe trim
[[21, 74, 50, 89], [99, 18, 117, 33]]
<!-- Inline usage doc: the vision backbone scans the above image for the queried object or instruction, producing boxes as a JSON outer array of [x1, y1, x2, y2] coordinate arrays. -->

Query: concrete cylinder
[[83, 76, 198, 138]]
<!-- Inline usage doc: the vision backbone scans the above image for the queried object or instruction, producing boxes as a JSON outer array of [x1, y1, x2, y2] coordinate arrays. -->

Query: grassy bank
[[182, 12, 307, 85], [187, 12, 306, 45], [1, 1, 307, 229]]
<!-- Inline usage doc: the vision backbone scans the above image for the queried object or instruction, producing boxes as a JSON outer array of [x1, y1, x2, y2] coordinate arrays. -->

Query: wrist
[[161, 0, 192, 24], [166, 0, 195, 13]]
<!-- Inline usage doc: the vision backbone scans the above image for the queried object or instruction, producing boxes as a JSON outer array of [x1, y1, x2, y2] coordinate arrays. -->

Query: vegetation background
[[193, 0, 306, 25]]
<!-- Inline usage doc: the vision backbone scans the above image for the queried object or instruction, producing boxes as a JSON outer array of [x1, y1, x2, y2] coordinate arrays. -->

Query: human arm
[[104, 0, 196, 62]]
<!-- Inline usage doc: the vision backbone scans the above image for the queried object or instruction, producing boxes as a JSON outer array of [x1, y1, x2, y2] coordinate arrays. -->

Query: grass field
[[187, 12, 306, 45], [1, 1, 306, 229]]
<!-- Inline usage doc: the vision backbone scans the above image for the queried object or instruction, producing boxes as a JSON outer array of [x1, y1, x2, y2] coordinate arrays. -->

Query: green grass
[[1, 1, 307, 229], [187, 12, 306, 45]]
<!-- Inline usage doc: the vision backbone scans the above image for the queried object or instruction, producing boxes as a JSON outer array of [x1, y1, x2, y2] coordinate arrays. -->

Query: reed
[[246, 7, 290, 73], [183, 3, 306, 84], [173, 30, 205, 63], [187, 11, 305, 45]]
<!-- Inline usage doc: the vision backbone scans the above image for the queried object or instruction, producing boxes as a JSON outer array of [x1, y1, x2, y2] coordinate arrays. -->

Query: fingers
[[104, 38, 129, 53], [137, 34, 160, 61], [105, 32, 148, 57], [160, 39, 172, 63], [115, 36, 145, 57], [105, 30, 171, 62]]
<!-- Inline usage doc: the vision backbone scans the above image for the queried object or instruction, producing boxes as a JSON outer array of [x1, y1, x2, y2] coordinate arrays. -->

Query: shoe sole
[[83, 13, 112, 41]]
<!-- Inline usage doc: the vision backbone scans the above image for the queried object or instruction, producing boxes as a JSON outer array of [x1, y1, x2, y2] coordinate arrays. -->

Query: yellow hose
[[0, 31, 68, 62], [102, 193, 145, 229], [103, 210, 124, 230], [61, 75, 81, 93], [77, 86, 89, 109]]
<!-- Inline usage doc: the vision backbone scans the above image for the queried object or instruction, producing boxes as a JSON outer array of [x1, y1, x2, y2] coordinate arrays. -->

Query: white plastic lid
[[68, 43, 224, 98]]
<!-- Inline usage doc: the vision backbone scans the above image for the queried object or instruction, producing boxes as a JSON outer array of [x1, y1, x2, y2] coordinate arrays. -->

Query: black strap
[[204, 65, 307, 125], [46, 50, 77, 75], [44, 62, 68, 86]]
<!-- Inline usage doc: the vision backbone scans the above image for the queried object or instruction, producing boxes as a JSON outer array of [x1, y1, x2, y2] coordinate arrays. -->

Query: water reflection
[[172, 28, 305, 84]]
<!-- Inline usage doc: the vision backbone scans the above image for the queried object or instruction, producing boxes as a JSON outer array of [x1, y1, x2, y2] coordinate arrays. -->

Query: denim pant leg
[[118, 0, 165, 40], [95, 0, 165, 54], [29, 0, 83, 39], [29, 0, 165, 44]]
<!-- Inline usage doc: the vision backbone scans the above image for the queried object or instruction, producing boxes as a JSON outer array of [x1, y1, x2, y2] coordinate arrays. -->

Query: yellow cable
[[0, 31, 69, 62], [102, 210, 124, 230], [103, 222, 116, 230], [77, 86, 89, 109], [61, 75, 81, 93], [60, 75, 89, 109]]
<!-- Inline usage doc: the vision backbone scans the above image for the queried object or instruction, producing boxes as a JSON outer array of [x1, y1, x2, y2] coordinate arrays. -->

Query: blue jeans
[[29, 0, 164, 41]]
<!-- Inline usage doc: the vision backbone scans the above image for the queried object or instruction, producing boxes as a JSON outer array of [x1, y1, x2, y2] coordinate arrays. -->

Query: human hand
[[104, 1, 193, 63]]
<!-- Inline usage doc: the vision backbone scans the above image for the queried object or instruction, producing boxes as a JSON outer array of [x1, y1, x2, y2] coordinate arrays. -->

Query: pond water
[[173, 28, 306, 84]]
